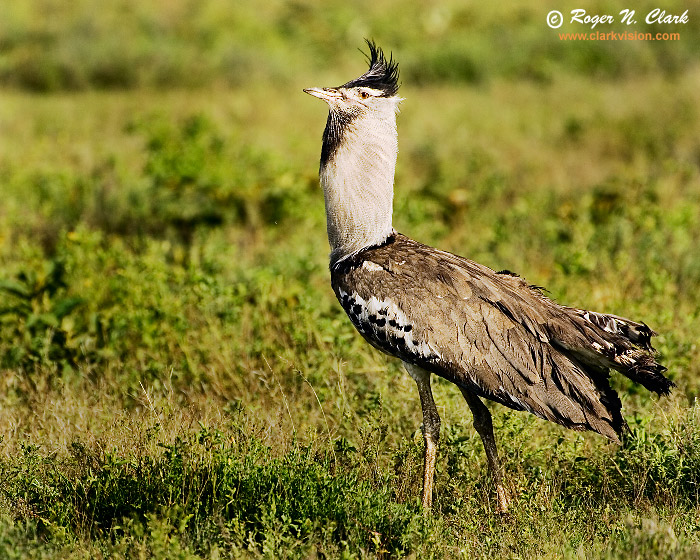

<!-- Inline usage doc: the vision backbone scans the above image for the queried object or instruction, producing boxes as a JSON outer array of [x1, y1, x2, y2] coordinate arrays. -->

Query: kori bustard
[[304, 41, 673, 513]]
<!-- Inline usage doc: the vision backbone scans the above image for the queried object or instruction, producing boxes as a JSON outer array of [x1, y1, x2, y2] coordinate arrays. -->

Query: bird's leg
[[460, 388, 511, 514], [404, 363, 441, 512]]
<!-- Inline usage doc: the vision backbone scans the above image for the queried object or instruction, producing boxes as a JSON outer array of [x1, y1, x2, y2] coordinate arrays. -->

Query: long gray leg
[[460, 388, 511, 514], [404, 363, 440, 511]]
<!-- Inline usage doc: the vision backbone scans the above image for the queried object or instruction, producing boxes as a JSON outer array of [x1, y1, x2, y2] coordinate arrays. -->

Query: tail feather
[[563, 308, 674, 396], [578, 310, 655, 351], [615, 351, 673, 395]]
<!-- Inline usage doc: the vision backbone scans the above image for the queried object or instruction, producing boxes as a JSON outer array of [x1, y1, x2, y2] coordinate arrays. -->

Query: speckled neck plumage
[[320, 99, 400, 265]]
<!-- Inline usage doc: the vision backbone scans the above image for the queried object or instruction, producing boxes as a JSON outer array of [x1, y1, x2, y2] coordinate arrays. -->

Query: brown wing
[[331, 234, 641, 441]]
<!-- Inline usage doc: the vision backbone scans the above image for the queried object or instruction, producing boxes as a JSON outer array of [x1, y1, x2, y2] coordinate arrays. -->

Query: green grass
[[1, 1, 700, 557]]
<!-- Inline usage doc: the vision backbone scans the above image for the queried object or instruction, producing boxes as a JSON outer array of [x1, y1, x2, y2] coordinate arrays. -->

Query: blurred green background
[[1, 0, 699, 558], [2, 0, 700, 90]]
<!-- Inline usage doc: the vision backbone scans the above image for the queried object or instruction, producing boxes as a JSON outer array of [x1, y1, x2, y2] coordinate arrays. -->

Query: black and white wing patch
[[336, 285, 441, 364]]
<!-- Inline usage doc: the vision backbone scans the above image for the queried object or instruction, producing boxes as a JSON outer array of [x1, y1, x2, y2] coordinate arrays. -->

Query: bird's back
[[331, 233, 673, 442]]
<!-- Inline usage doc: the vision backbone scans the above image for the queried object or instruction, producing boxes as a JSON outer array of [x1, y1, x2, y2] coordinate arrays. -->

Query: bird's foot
[[494, 484, 511, 515]]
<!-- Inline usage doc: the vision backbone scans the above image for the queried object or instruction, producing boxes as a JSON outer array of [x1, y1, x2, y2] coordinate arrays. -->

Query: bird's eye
[[359, 90, 369, 99]]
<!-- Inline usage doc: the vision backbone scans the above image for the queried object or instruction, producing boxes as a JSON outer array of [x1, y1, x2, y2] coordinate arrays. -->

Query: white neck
[[320, 101, 400, 263]]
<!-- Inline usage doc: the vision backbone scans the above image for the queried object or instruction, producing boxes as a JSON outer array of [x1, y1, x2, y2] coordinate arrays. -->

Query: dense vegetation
[[1, 0, 699, 557]]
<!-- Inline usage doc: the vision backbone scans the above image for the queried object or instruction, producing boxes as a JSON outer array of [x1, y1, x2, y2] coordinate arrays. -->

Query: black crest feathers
[[340, 40, 400, 97]]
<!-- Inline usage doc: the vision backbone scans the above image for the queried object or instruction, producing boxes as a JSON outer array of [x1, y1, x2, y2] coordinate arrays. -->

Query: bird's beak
[[303, 87, 342, 103]]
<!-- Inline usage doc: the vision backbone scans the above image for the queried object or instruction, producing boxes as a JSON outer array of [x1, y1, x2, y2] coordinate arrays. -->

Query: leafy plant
[[0, 259, 88, 371], [126, 114, 305, 245]]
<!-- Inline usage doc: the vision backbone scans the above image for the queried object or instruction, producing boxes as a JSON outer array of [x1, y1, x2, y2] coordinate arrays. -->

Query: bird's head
[[305, 39, 400, 117], [304, 40, 401, 165]]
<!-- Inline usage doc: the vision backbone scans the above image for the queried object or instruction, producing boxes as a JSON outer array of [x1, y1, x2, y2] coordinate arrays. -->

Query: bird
[[303, 40, 674, 514]]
